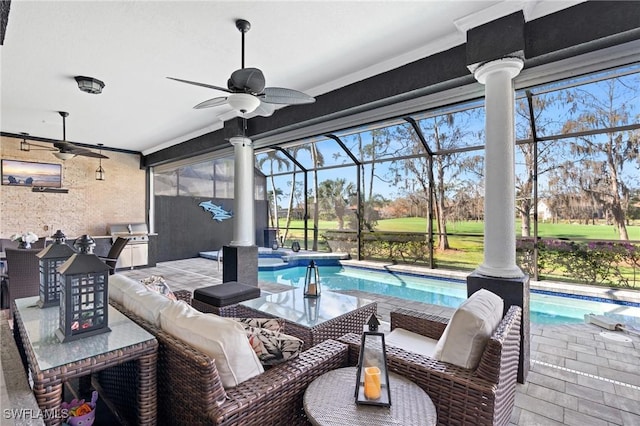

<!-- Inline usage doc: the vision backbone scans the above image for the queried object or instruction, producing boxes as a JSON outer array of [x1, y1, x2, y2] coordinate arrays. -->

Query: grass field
[[276, 217, 640, 288], [278, 217, 640, 241]]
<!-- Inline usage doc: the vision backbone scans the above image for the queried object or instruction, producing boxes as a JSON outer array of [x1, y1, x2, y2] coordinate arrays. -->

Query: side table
[[13, 297, 158, 426], [304, 367, 437, 426]]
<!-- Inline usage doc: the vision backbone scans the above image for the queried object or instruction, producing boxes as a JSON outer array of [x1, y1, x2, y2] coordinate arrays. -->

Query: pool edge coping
[[338, 259, 640, 305]]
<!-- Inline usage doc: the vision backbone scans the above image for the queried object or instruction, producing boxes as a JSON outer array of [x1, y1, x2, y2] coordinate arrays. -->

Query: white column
[[229, 136, 255, 246], [474, 58, 524, 278]]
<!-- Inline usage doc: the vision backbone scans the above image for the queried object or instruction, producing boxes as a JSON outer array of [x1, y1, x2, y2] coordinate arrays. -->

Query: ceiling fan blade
[[260, 87, 316, 105], [253, 101, 276, 117], [73, 149, 109, 159], [166, 77, 232, 93], [194, 96, 229, 109], [55, 141, 109, 158], [25, 142, 57, 151]]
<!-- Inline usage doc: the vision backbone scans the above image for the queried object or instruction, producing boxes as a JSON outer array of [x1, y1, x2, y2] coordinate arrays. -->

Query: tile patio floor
[[119, 257, 640, 426], [2, 257, 638, 425]]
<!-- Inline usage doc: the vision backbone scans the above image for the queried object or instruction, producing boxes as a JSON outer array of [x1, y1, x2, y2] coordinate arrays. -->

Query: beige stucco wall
[[0, 136, 146, 239]]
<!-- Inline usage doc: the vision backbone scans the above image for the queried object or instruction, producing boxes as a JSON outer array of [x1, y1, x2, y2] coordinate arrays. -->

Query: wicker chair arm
[[390, 308, 449, 340], [209, 339, 349, 426], [475, 305, 522, 383], [173, 289, 192, 304]]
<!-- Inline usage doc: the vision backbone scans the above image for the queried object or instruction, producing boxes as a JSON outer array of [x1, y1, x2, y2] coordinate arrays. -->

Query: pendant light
[[95, 144, 105, 181], [20, 132, 30, 151]]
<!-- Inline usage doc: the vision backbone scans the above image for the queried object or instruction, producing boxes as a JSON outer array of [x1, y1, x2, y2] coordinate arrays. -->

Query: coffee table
[[235, 286, 377, 350], [304, 367, 437, 426], [12, 296, 158, 426]]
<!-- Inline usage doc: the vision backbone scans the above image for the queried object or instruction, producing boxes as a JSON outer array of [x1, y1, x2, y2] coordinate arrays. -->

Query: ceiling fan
[[167, 19, 315, 116], [23, 111, 109, 160]]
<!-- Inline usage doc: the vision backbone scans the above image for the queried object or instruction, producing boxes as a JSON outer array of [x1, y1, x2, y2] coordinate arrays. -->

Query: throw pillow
[[231, 317, 285, 333], [140, 275, 177, 300], [242, 325, 303, 366], [160, 301, 264, 388], [433, 289, 504, 370]]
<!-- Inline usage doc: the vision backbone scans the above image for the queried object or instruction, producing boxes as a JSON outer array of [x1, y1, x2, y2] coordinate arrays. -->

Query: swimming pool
[[258, 265, 640, 326]]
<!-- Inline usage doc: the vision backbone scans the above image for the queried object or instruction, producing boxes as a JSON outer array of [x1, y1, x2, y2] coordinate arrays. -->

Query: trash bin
[[263, 228, 277, 248], [1, 276, 8, 310]]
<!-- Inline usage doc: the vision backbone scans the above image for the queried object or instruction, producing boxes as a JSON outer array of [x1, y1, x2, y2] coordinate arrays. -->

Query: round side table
[[304, 367, 437, 426]]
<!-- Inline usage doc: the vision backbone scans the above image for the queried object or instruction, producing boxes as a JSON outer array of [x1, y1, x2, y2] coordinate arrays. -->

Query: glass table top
[[240, 286, 374, 328], [14, 296, 155, 371]]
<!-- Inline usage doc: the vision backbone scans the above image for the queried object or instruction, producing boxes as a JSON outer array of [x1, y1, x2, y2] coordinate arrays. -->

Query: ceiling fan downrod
[[59, 111, 69, 141], [236, 19, 251, 69]]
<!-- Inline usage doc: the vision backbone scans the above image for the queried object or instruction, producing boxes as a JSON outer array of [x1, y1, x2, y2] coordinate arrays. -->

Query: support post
[[223, 135, 258, 286], [467, 56, 529, 383]]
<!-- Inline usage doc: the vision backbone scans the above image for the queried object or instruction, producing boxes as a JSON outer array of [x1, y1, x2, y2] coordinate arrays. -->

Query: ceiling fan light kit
[[227, 93, 261, 114], [75, 76, 105, 94], [53, 152, 76, 160]]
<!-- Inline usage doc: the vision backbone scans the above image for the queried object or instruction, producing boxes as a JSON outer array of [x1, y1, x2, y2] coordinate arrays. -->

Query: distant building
[[537, 200, 553, 222]]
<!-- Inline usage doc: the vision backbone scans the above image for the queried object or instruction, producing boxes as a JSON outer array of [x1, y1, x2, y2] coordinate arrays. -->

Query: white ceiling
[[0, 0, 584, 155]]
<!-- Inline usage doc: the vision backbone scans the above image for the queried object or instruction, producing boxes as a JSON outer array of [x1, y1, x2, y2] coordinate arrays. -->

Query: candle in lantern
[[307, 283, 317, 295], [363, 366, 381, 399]]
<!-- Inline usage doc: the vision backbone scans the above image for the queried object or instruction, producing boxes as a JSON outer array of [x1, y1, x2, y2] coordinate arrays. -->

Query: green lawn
[[279, 217, 640, 241], [275, 217, 640, 288]]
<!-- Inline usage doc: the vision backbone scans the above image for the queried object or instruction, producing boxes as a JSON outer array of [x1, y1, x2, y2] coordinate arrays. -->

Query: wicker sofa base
[[100, 297, 350, 425]]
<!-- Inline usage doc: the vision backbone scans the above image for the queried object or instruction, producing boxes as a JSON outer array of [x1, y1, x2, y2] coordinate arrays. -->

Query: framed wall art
[[1, 159, 62, 188]]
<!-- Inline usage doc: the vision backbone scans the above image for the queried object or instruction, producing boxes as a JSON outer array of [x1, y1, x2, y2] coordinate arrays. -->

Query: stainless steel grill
[[107, 223, 149, 269], [108, 223, 149, 244]]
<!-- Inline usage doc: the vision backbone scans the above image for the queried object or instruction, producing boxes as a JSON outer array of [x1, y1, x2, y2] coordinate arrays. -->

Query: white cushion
[[109, 274, 147, 305], [387, 328, 438, 357], [123, 288, 175, 327], [434, 289, 504, 369], [160, 301, 264, 389]]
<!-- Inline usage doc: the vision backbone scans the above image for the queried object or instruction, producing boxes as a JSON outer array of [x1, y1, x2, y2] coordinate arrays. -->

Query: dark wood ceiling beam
[[144, 1, 640, 168]]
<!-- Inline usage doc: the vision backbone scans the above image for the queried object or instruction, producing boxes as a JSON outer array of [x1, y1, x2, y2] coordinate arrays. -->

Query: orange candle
[[363, 366, 381, 399]]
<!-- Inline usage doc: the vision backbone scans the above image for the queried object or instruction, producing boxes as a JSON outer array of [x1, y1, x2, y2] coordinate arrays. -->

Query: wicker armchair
[[5, 248, 41, 316], [339, 305, 522, 426], [97, 290, 349, 425]]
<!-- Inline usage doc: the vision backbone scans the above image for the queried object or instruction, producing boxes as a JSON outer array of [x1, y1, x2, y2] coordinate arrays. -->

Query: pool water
[[258, 265, 640, 326]]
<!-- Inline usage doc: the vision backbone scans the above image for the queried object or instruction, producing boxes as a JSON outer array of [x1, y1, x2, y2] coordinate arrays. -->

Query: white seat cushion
[[386, 328, 438, 357], [434, 289, 504, 369], [160, 301, 264, 389], [109, 273, 147, 305]]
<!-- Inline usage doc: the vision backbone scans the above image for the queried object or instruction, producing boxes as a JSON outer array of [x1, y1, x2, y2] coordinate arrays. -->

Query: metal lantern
[[272, 238, 279, 250], [55, 235, 111, 343], [355, 314, 391, 407], [35, 230, 75, 308], [303, 260, 321, 298]]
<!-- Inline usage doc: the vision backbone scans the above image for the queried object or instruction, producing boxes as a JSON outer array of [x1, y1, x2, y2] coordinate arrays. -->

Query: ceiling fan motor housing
[[228, 68, 266, 94]]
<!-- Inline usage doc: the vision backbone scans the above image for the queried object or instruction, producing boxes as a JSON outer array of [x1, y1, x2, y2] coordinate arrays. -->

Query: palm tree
[[282, 145, 310, 243], [318, 178, 355, 230], [257, 151, 290, 241], [310, 143, 325, 250]]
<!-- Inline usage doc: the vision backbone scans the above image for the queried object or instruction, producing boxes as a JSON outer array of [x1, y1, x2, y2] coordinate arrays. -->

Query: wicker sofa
[[339, 304, 522, 426], [100, 289, 349, 425]]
